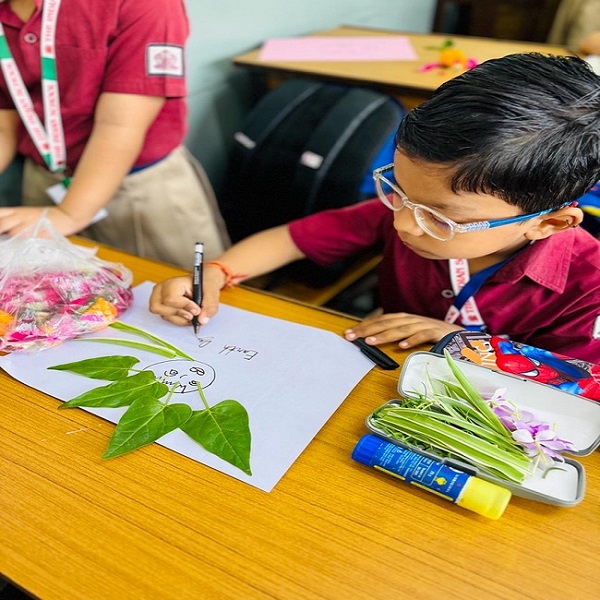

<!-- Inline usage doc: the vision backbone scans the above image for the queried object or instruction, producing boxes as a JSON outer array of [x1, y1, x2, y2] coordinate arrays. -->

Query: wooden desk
[[233, 25, 573, 109], [1, 245, 599, 600]]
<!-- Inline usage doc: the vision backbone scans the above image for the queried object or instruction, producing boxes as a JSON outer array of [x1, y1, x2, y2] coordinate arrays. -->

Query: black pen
[[351, 337, 399, 370], [191, 241, 204, 335]]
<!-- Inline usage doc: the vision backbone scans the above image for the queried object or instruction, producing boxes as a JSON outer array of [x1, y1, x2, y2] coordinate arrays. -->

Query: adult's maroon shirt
[[0, 0, 188, 170]]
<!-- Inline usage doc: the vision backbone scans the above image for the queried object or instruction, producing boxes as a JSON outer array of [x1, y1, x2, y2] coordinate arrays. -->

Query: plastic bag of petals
[[0, 215, 134, 353]]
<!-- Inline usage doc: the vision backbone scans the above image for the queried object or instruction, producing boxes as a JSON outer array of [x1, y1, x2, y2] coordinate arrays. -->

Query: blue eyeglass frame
[[372, 163, 568, 238]]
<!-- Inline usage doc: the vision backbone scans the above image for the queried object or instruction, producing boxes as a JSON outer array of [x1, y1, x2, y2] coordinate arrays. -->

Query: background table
[[234, 25, 572, 109], [1, 243, 599, 600]]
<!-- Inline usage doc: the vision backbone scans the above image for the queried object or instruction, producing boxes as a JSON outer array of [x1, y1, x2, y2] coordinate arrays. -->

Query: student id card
[[46, 182, 108, 225]]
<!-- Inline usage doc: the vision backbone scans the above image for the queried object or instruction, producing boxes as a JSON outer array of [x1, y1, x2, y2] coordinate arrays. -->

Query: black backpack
[[219, 78, 405, 286]]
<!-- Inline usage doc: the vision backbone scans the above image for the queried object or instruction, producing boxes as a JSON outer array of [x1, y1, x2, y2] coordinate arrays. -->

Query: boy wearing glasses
[[150, 53, 600, 363]]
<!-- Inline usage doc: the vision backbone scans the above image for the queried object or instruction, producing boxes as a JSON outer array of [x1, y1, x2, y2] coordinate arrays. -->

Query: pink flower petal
[[419, 62, 441, 72]]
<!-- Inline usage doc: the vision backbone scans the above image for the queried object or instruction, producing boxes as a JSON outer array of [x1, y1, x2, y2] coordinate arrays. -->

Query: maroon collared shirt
[[0, 0, 188, 170], [288, 199, 600, 363]]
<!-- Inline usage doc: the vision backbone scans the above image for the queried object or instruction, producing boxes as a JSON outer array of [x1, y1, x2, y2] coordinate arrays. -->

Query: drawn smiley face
[[144, 359, 216, 394]]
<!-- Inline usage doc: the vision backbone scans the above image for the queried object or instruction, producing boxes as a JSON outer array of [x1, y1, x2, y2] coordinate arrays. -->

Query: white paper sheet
[[585, 55, 600, 75], [0, 282, 373, 491]]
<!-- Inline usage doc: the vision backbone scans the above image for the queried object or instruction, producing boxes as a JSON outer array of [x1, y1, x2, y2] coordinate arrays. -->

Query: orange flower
[[439, 48, 468, 67], [83, 297, 118, 320], [0, 310, 14, 337]]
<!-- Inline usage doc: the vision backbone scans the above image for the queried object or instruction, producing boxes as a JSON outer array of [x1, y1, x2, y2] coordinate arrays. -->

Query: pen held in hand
[[191, 241, 204, 335]]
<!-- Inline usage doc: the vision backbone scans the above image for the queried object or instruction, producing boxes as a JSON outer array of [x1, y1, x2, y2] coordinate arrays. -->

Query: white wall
[[183, 0, 436, 192]]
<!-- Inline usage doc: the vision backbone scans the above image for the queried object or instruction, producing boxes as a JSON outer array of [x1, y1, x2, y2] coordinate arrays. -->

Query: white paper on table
[[0, 281, 374, 492], [585, 54, 600, 75]]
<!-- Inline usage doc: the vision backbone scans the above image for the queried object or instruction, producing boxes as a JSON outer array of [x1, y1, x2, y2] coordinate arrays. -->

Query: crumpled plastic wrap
[[0, 216, 133, 353]]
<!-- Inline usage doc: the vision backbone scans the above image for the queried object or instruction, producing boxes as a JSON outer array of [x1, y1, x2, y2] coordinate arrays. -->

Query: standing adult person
[[0, 0, 230, 269], [547, 0, 600, 52]]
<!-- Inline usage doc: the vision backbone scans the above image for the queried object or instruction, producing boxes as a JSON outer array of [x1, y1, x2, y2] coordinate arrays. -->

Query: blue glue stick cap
[[351, 433, 382, 466]]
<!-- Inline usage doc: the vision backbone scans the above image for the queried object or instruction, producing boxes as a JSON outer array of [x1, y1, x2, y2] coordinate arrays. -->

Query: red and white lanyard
[[444, 258, 486, 329], [0, 0, 66, 173]]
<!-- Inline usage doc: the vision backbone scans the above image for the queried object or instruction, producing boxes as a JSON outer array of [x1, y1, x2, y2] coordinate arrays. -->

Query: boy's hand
[[149, 271, 223, 327], [344, 312, 463, 349]]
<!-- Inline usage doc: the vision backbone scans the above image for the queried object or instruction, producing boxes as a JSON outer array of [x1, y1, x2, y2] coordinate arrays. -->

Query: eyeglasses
[[373, 163, 561, 241]]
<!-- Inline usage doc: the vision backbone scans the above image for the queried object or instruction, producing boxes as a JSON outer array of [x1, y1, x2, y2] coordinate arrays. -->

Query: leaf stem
[[109, 321, 195, 360], [74, 337, 180, 358], [196, 382, 209, 410]]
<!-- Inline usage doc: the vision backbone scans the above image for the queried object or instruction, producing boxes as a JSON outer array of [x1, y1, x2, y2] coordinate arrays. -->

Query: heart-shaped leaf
[[49, 355, 139, 380], [103, 397, 192, 459], [59, 372, 168, 409], [181, 400, 252, 476]]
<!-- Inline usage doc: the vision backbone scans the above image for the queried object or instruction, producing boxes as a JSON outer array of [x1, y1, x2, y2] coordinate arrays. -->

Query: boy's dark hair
[[395, 53, 600, 213]]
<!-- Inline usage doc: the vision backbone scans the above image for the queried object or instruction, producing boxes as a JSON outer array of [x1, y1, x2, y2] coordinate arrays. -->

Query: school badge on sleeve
[[146, 44, 184, 77]]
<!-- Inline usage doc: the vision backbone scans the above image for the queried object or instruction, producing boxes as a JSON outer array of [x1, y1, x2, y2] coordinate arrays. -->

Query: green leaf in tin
[[48, 355, 140, 380], [59, 371, 168, 409], [367, 353, 542, 484], [370, 405, 530, 483], [443, 350, 508, 436], [102, 396, 193, 459], [181, 390, 252, 476]]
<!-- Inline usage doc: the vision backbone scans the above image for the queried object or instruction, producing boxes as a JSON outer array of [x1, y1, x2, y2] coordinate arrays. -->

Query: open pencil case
[[365, 352, 600, 506], [430, 330, 600, 401]]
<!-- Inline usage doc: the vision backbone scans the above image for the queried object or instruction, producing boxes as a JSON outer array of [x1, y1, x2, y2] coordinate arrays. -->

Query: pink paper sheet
[[259, 36, 418, 62]]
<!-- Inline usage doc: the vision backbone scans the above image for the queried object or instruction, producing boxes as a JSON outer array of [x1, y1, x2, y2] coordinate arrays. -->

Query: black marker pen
[[351, 337, 399, 370], [191, 241, 204, 335]]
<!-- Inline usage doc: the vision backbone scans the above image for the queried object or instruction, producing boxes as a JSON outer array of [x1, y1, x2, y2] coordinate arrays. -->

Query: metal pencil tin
[[365, 352, 600, 506]]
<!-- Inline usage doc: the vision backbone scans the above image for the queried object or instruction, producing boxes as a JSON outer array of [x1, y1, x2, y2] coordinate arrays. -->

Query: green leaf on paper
[[109, 321, 195, 360], [50, 333, 254, 474], [48, 355, 140, 380], [59, 372, 168, 409], [75, 337, 181, 359], [103, 396, 193, 459], [181, 400, 252, 476]]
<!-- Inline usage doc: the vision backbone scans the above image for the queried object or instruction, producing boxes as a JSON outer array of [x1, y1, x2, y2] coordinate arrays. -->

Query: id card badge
[[46, 182, 109, 225], [46, 181, 68, 204]]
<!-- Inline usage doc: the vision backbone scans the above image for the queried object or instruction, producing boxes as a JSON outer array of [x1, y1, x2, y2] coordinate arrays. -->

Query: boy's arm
[[0, 109, 19, 174], [206, 225, 306, 284], [0, 92, 164, 235], [149, 225, 306, 326]]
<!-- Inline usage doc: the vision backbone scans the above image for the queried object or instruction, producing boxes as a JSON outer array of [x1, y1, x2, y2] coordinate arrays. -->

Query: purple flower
[[512, 424, 575, 468], [486, 390, 535, 431], [485, 388, 575, 471]]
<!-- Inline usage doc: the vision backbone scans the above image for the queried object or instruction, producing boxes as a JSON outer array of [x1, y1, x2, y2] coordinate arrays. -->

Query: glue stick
[[352, 434, 511, 519]]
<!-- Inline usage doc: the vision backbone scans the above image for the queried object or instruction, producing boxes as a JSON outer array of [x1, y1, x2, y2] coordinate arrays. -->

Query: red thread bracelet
[[205, 261, 247, 289]]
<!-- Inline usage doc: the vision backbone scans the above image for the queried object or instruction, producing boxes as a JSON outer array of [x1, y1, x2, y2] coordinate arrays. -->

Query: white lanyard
[[444, 258, 485, 328], [0, 0, 66, 173]]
